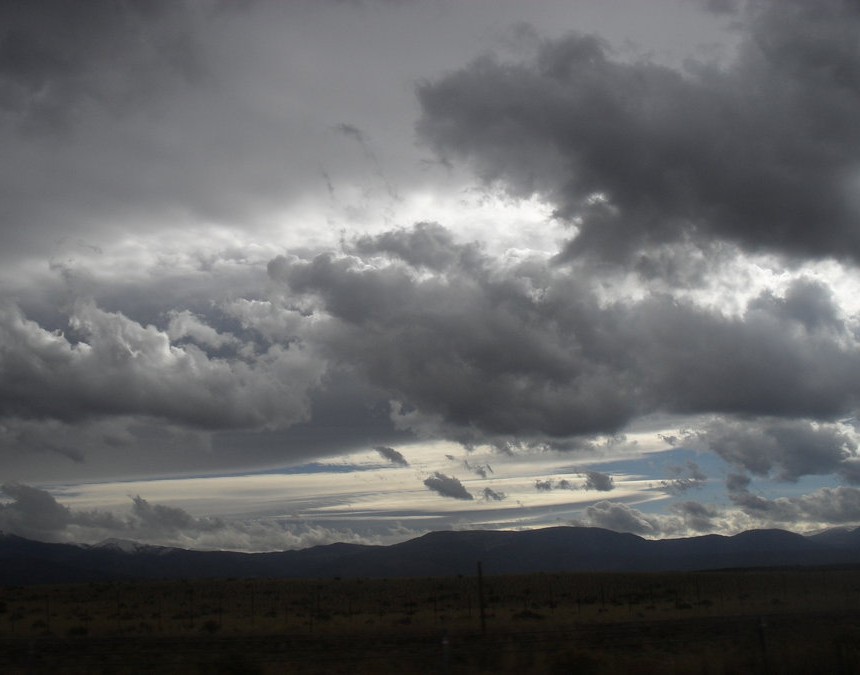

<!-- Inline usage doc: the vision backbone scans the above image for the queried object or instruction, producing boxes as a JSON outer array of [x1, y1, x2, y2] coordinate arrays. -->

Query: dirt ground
[[2, 569, 860, 673]]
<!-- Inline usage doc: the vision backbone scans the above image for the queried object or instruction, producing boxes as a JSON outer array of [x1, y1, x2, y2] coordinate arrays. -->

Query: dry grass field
[[2, 568, 860, 673]]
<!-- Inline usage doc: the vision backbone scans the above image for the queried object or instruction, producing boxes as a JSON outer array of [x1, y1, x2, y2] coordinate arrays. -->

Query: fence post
[[477, 561, 486, 635]]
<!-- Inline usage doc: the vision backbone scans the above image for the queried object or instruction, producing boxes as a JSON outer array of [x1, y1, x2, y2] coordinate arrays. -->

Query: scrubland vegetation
[[2, 568, 860, 673]]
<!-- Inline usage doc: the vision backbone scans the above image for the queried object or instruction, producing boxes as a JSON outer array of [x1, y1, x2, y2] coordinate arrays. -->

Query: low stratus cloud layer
[[2, 0, 860, 550]]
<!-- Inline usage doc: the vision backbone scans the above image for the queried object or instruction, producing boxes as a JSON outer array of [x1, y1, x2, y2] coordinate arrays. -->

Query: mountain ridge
[[3, 526, 860, 586]]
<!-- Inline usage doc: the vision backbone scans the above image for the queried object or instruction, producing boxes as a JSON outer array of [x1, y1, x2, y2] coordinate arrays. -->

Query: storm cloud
[[582, 471, 615, 492], [0, 301, 324, 430], [2, 1, 860, 547], [268, 227, 860, 445], [0, 483, 376, 551], [535, 478, 574, 492], [577, 501, 659, 536], [684, 418, 859, 483], [726, 473, 860, 525], [423, 472, 473, 501], [417, 0, 860, 263], [375, 446, 409, 467], [0, 481, 72, 537], [482, 487, 506, 502], [0, 0, 202, 130]]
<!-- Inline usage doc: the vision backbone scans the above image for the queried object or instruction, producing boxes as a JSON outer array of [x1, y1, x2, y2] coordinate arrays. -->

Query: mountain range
[[3, 526, 860, 586]]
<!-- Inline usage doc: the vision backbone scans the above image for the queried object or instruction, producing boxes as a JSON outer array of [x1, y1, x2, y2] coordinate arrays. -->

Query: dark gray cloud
[[535, 479, 553, 492], [630, 281, 860, 419], [686, 418, 858, 483], [0, 300, 324, 430], [748, 279, 846, 335], [129, 495, 224, 535], [464, 460, 493, 478], [0, 0, 227, 267], [423, 472, 473, 500], [669, 500, 720, 532], [482, 487, 506, 502], [0, 481, 71, 537], [577, 499, 722, 538], [0, 481, 127, 541], [1, 419, 85, 464], [725, 472, 771, 514], [577, 485, 860, 537], [0, 366, 412, 485], [575, 499, 720, 538], [534, 478, 574, 492], [269, 225, 860, 446], [269, 242, 636, 440], [660, 461, 707, 495], [0, 483, 376, 550], [582, 470, 614, 492], [417, 0, 860, 263], [6, 218, 860, 486], [0, 0, 203, 131], [790, 488, 860, 524], [166, 310, 240, 350], [577, 501, 658, 536], [375, 445, 409, 466], [211, 368, 414, 468], [726, 473, 860, 525], [351, 222, 471, 271]]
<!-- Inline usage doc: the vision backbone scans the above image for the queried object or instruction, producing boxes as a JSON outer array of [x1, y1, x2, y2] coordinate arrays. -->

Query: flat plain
[[2, 568, 860, 673]]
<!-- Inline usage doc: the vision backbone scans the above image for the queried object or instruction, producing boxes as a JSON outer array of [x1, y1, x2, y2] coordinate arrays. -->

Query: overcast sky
[[3, 0, 860, 552]]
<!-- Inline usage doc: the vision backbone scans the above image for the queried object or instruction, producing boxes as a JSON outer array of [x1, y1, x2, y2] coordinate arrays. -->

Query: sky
[[3, 0, 860, 552]]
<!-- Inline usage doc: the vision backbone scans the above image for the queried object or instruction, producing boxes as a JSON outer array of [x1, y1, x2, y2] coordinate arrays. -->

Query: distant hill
[[3, 526, 860, 586]]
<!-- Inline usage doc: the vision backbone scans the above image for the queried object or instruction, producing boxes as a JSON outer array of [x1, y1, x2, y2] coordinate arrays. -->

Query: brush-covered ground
[[2, 568, 860, 673]]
